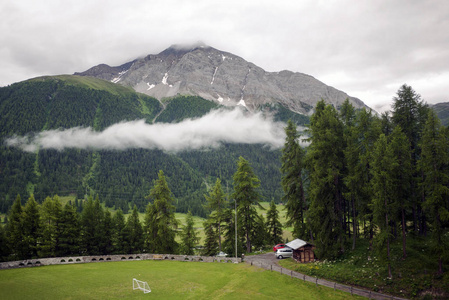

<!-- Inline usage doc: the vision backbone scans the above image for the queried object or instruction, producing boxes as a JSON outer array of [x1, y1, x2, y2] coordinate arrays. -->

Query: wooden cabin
[[285, 239, 316, 263]]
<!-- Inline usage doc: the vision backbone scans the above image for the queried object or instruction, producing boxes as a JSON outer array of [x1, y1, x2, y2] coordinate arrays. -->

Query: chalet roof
[[286, 238, 313, 250]]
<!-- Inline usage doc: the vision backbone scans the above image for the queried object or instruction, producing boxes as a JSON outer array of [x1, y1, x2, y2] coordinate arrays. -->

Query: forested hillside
[[432, 102, 449, 126], [0, 75, 303, 216]]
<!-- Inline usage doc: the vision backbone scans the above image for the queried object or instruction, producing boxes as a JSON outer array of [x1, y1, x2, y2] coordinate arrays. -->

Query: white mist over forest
[[5, 109, 293, 152]]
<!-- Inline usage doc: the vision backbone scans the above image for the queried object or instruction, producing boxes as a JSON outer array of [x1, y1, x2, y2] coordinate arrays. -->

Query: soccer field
[[0, 260, 361, 299]]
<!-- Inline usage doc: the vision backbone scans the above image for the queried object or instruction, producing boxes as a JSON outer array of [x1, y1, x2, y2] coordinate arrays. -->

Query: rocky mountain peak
[[75, 44, 367, 114]]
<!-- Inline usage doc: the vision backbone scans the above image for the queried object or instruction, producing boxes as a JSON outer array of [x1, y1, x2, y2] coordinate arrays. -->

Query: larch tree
[[39, 195, 62, 257], [391, 84, 430, 234], [353, 108, 382, 243], [371, 134, 397, 279], [389, 126, 412, 259], [341, 100, 359, 249], [204, 178, 227, 252], [281, 119, 307, 238], [418, 110, 449, 274], [306, 101, 346, 258]]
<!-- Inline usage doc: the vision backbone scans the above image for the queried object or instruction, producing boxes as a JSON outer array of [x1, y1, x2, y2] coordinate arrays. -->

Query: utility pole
[[235, 197, 237, 259]]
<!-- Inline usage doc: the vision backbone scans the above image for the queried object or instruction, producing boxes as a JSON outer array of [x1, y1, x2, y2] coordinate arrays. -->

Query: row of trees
[[280, 84, 449, 275], [0, 162, 283, 262], [0, 170, 195, 261], [201, 157, 284, 257]]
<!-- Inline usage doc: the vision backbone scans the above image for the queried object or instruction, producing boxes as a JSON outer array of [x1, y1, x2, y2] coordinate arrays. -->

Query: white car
[[216, 251, 228, 257], [275, 248, 293, 259]]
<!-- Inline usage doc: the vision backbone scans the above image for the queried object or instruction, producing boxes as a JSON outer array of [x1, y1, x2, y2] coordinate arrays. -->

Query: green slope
[[0, 75, 305, 216]]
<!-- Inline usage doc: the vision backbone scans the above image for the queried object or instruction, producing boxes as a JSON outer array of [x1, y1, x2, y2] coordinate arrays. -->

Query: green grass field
[[0, 260, 362, 299]]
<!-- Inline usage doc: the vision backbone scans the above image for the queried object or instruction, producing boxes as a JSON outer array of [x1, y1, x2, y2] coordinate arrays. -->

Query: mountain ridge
[[75, 44, 367, 114]]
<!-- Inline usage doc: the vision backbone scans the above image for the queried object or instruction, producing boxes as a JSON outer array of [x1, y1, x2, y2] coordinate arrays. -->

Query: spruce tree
[[252, 214, 268, 251], [112, 208, 127, 254], [144, 170, 178, 254], [80, 195, 104, 255], [101, 209, 114, 255], [125, 205, 144, 254], [180, 211, 199, 255], [6, 195, 24, 260], [266, 200, 283, 245], [222, 208, 244, 257], [202, 218, 218, 256], [0, 223, 10, 261], [57, 202, 80, 256], [232, 156, 262, 253], [22, 195, 40, 259]]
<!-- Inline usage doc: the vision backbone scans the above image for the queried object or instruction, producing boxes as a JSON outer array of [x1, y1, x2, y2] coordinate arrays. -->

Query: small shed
[[286, 239, 316, 263]]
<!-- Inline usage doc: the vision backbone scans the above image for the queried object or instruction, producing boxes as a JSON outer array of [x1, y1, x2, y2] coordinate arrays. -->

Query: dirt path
[[244, 253, 408, 300]]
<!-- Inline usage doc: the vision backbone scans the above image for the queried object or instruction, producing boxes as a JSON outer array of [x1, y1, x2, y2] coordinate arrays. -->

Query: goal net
[[133, 278, 151, 293]]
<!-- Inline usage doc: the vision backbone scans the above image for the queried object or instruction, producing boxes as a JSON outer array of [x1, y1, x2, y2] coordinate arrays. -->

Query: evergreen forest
[[0, 76, 295, 217], [1, 77, 448, 290]]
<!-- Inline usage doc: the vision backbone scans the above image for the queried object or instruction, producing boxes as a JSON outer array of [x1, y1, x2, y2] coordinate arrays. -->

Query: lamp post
[[235, 197, 237, 260]]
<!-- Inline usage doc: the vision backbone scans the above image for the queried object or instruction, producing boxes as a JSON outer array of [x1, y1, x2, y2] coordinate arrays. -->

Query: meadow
[[0, 260, 362, 299]]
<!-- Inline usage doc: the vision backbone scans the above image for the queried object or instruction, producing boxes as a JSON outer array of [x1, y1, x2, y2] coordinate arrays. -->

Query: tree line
[[280, 84, 449, 275], [0, 162, 284, 262], [1, 83, 447, 275], [0, 78, 288, 216]]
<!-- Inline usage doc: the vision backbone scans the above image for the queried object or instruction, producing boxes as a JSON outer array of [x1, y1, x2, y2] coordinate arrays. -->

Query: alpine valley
[[0, 44, 375, 216]]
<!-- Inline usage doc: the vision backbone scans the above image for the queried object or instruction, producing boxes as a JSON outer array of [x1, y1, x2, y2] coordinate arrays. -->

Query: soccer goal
[[133, 278, 151, 293]]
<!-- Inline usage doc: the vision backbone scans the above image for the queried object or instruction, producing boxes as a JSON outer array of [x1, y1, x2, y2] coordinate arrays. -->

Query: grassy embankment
[[279, 237, 449, 299], [0, 260, 362, 299]]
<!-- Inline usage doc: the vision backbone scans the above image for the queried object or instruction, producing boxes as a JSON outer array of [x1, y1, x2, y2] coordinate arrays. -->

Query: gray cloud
[[1, 0, 448, 112], [5, 109, 286, 152]]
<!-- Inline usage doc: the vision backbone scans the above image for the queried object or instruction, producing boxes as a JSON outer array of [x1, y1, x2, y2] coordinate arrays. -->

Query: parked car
[[216, 251, 228, 257], [275, 248, 293, 259], [273, 243, 286, 252]]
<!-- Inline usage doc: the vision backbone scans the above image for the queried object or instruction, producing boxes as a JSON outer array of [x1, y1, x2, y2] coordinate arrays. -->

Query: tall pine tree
[[232, 157, 262, 253], [371, 134, 397, 279], [281, 120, 307, 238], [204, 178, 227, 252], [57, 202, 80, 256], [6, 195, 24, 260], [144, 170, 178, 254], [306, 101, 346, 258], [125, 205, 144, 254], [22, 195, 40, 259], [180, 211, 199, 255], [418, 110, 449, 274], [266, 200, 283, 245]]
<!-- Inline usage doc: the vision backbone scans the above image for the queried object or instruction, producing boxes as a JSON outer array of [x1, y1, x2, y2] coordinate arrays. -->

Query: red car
[[273, 244, 286, 252]]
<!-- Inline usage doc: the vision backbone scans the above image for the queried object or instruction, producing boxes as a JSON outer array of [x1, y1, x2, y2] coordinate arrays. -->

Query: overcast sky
[[1, 0, 448, 112]]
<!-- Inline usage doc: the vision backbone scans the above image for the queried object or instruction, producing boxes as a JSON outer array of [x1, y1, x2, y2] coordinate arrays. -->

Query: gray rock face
[[75, 44, 367, 114]]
